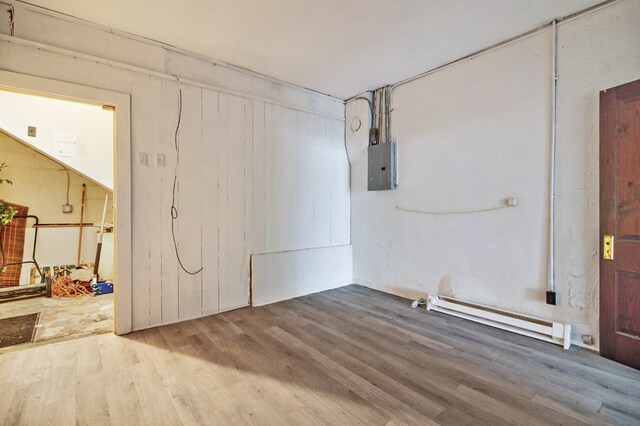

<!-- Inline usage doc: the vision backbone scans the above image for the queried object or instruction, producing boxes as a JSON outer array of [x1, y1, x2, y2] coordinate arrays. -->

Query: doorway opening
[[0, 88, 115, 352]]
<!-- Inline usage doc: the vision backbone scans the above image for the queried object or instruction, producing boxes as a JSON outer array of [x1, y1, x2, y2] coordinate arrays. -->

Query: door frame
[[0, 70, 133, 335]]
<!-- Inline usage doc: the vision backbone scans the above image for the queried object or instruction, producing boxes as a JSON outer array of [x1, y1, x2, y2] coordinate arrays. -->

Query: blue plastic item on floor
[[92, 280, 114, 295]]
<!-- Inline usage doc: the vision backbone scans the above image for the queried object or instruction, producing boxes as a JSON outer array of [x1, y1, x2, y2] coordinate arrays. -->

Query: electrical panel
[[368, 142, 397, 191]]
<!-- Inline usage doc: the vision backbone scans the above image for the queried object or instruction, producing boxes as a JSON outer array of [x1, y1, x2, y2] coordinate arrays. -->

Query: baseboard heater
[[426, 294, 572, 349]]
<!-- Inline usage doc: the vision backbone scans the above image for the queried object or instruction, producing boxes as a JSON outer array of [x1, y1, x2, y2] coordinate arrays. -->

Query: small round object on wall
[[350, 116, 362, 132]]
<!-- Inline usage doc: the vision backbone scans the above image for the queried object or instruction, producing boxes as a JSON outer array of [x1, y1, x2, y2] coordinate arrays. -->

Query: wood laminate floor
[[1, 285, 638, 425]]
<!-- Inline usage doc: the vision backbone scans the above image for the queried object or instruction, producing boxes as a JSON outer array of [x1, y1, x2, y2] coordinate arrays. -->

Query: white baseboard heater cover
[[426, 294, 572, 349]]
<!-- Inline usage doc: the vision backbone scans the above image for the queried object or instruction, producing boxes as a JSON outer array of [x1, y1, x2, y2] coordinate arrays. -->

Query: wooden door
[[600, 78, 640, 369]]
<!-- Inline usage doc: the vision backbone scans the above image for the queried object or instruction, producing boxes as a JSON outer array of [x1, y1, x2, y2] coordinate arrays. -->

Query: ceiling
[[23, 0, 603, 99]]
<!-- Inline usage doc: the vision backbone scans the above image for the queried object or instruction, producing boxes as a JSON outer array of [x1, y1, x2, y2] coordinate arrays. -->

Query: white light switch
[[154, 153, 165, 167], [137, 152, 148, 167]]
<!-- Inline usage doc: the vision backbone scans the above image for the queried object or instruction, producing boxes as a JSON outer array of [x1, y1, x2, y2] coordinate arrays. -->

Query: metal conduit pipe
[[549, 19, 559, 297]]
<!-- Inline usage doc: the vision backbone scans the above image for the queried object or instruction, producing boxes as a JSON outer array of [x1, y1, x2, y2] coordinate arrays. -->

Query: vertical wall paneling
[[263, 103, 274, 252], [177, 85, 204, 319], [217, 93, 230, 311], [330, 117, 350, 246], [130, 75, 152, 330], [314, 115, 332, 247], [243, 98, 254, 306], [252, 100, 266, 254], [224, 95, 248, 310], [308, 114, 320, 245], [329, 117, 339, 246], [297, 112, 311, 249], [269, 105, 285, 251], [201, 89, 220, 315], [283, 108, 297, 250], [160, 79, 180, 324], [147, 76, 164, 326]]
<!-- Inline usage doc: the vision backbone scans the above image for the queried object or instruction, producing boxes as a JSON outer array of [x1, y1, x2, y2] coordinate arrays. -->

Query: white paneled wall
[[256, 104, 349, 253], [0, 3, 349, 331], [151, 88, 348, 327]]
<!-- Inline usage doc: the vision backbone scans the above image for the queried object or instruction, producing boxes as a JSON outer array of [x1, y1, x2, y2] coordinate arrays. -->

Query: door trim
[[0, 70, 133, 335]]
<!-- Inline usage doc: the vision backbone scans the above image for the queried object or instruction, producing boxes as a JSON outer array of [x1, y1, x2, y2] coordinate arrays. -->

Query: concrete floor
[[0, 293, 113, 353]]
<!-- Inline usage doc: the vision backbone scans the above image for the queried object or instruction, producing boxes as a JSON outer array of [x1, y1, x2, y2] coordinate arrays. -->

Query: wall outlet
[[546, 291, 557, 305], [27, 126, 36, 137], [62, 204, 73, 213], [581, 335, 594, 345]]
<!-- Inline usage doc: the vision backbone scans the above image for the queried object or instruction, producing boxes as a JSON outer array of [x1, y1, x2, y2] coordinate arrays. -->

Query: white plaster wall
[[346, 0, 640, 349], [0, 3, 349, 331], [0, 90, 114, 189]]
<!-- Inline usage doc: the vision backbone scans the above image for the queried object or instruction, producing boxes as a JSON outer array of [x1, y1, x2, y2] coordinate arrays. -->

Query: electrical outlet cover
[[137, 152, 148, 167], [546, 291, 557, 305], [154, 153, 165, 167]]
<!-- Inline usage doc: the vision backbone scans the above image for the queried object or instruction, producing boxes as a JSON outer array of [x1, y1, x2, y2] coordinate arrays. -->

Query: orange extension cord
[[51, 276, 92, 298]]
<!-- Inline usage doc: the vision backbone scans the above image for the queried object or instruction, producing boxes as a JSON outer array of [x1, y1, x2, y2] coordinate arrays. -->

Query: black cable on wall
[[171, 76, 203, 275]]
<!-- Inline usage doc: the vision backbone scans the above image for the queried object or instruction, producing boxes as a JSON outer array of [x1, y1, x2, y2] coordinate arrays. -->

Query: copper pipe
[[76, 183, 86, 266]]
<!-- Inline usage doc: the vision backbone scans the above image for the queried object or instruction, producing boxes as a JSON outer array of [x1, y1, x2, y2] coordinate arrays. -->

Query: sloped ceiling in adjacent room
[[20, 0, 604, 99]]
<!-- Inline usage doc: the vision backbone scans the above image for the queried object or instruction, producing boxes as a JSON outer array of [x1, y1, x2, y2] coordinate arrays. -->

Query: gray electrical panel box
[[368, 142, 397, 191]]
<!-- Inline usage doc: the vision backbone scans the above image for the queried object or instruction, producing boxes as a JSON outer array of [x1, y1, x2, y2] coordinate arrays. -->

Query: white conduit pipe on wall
[[549, 19, 559, 296]]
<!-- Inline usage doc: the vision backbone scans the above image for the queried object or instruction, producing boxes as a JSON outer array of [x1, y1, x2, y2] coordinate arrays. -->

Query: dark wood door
[[600, 78, 640, 369]]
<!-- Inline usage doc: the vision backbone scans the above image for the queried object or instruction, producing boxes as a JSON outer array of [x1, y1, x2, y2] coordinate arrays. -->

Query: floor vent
[[426, 294, 572, 349]]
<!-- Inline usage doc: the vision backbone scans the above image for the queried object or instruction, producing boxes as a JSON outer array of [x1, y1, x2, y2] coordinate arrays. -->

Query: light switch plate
[[137, 152, 148, 167], [27, 126, 36, 137], [154, 153, 165, 167]]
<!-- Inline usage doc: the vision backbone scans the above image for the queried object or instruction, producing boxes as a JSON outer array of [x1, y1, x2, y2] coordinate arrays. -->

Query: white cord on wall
[[396, 203, 514, 216]]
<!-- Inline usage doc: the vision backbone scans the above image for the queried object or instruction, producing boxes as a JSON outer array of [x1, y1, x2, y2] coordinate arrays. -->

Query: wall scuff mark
[[6, 5, 14, 36]]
